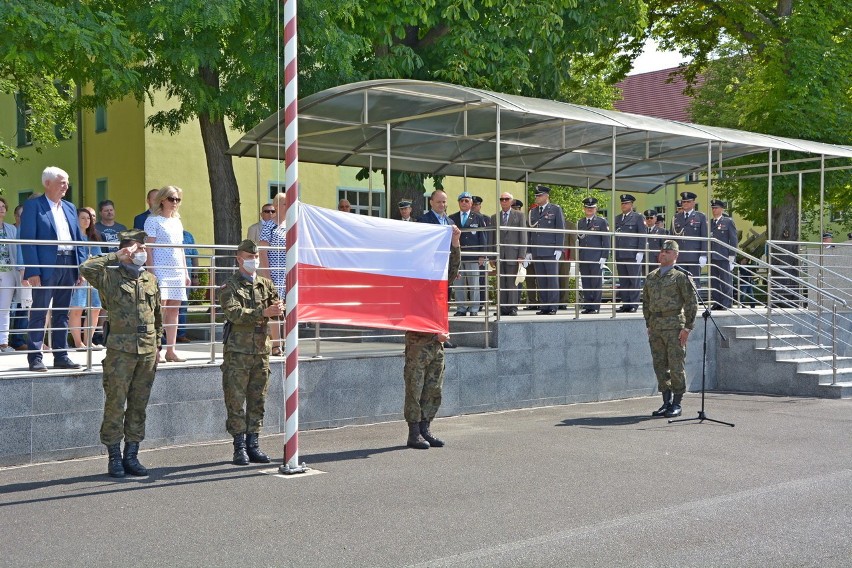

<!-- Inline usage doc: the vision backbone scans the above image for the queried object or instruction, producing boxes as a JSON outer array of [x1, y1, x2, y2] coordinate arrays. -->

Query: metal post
[[610, 126, 617, 318], [831, 302, 838, 386], [386, 124, 392, 219], [766, 150, 773, 349]]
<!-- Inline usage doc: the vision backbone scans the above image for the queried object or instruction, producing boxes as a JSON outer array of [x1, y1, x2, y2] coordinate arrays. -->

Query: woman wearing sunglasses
[[144, 186, 190, 362]]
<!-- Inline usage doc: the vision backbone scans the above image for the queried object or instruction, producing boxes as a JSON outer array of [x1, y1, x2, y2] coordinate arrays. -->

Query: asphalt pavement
[[1, 393, 850, 567]]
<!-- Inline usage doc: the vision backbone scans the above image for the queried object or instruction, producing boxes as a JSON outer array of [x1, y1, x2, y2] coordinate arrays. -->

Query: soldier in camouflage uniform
[[219, 239, 284, 465], [641, 240, 697, 418], [403, 225, 461, 449], [79, 229, 162, 478]]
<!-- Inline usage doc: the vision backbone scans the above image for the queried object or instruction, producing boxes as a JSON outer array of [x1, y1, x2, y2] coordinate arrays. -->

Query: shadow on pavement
[[303, 445, 405, 464], [557, 414, 660, 428]]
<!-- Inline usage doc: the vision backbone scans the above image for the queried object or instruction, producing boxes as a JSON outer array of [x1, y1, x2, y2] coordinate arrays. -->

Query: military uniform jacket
[[672, 210, 708, 253], [448, 211, 488, 253], [614, 211, 646, 260], [79, 253, 163, 354], [710, 216, 738, 261], [219, 272, 280, 354], [528, 203, 566, 256], [642, 267, 698, 331], [406, 245, 461, 344], [577, 216, 611, 262]]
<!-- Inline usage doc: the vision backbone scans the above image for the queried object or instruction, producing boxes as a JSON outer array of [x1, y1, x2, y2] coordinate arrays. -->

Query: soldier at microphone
[[642, 240, 697, 418]]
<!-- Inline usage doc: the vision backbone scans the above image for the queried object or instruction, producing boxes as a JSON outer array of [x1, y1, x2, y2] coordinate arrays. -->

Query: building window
[[96, 178, 108, 205], [15, 93, 32, 147], [830, 209, 843, 223], [18, 191, 34, 206], [654, 206, 666, 215], [338, 188, 385, 216], [95, 106, 107, 133], [268, 183, 285, 201], [685, 171, 701, 183]]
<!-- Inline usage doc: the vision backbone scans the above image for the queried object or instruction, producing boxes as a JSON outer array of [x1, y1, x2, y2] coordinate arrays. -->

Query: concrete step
[[815, 381, 852, 399], [798, 368, 852, 383], [789, 356, 852, 373], [745, 334, 816, 348], [724, 323, 793, 339], [761, 345, 834, 361]]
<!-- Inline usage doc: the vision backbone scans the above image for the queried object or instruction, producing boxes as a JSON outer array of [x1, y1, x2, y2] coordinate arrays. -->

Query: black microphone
[[672, 265, 692, 277]]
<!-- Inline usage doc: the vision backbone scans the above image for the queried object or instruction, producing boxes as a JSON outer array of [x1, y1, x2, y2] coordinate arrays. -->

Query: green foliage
[[650, 0, 852, 237]]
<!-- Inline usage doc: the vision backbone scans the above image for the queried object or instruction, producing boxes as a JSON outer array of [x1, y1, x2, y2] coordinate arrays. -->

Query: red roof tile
[[614, 67, 703, 122]]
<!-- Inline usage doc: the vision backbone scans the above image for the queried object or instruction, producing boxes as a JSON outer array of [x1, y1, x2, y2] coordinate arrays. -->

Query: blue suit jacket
[[20, 195, 86, 280]]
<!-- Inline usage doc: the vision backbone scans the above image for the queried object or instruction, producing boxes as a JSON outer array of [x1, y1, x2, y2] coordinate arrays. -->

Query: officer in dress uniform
[[671, 191, 708, 278], [398, 199, 414, 221], [79, 229, 162, 478], [219, 239, 285, 465], [528, 185, 566, 315], [614, 194, 645, 312], [644, 209, 668, 274], [642, 239, 697, 418], [577, 197, 610, 314], [709, 199, 739, 309]]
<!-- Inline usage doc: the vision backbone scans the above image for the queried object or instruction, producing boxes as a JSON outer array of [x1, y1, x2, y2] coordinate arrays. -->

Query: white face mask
[[131, 251, 147, 266], [242, 259, 258, 274]]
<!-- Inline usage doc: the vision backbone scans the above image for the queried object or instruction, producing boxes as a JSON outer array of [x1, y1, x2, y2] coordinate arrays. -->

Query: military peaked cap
[[582, 197, 598, 208], [620, 194, 636, 203], [680, 191, 697, 201], [710, 199, 726, 208], [643, 209, 657, 218], [472, 196, 483, 204], [534, 185, 551, 195], [398, 200, 412, 208]]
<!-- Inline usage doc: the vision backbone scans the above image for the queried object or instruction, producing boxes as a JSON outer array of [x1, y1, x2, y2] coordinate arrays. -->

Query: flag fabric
[[298, 204, 452, 334]]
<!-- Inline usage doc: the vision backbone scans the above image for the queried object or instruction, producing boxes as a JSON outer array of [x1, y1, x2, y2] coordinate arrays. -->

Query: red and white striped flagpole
[[280, 0, 306, 474]]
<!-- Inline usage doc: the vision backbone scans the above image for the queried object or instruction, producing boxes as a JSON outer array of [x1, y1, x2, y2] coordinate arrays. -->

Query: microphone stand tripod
[[668, 264, 734, 427]]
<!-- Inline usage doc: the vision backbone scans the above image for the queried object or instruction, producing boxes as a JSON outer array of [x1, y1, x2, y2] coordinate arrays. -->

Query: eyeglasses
[[499, 197, 512, 201], [262, 209, 275, 214], [166, 196, 182, 203]]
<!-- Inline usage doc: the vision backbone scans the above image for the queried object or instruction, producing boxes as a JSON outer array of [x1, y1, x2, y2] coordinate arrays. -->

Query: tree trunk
[[198, 112, 241, 282], [770, 192, 799, 241]]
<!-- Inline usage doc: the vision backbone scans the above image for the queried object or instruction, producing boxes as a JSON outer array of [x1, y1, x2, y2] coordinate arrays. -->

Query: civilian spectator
[[95, 200, 127, 252], [145, 186, 190, 363], [338, 198, 352, 213], [0, 197, 23, 352], [9, 204, 30, 351], [259, 192, 288, 356], [449, 191, 487, 316], [247, 204, 275, 242], [20, 166, 85, 371], [176, 229, 199, 343], [133, 189, 159, 230], [69, 209, 103, 348]]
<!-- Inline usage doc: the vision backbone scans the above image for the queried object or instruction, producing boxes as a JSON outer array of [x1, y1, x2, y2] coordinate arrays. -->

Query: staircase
[[718, 323, 852, 399]]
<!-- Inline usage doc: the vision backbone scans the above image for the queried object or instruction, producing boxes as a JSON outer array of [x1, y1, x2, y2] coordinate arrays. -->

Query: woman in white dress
[[0, 197, 23, 352], [144, 186, 189, 362]]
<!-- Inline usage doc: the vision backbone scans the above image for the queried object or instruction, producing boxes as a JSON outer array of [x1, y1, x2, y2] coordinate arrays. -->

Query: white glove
[[699, 255, 707, 267], [635, 252, 643, 264], [523, 253, 532, 268], [599, 258, 607, 269], [729, 256, 735, 271], [554, 250, 562, 261]]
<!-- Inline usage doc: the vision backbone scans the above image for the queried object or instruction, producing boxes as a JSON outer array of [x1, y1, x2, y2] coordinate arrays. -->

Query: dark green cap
[[238, 239, 258, 254], [118, 229, 148, 244]]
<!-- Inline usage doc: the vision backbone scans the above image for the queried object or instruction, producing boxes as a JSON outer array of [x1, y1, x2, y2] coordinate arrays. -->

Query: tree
[[0, 0, 141, 177], [649, 0, 852, 240]]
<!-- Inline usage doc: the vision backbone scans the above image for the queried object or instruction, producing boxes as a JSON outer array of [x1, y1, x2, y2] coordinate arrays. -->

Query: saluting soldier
[[671, 191, 708, 278], [577, 197, 610, 314], [80, 229, 162, 478], [528, 185, 566, 315], [219, 239, 284, 465], [709, 199, 739, 309], [642, 240, 697, 418], [614, 194, 645, 313]]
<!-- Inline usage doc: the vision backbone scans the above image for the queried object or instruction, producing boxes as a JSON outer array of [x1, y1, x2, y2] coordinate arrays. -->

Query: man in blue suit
[[20, 167, 86, 372]]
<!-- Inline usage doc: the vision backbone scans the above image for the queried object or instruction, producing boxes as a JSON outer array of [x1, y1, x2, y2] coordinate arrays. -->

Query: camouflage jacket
[[642, 266, 697, 331], [79, 253, 163, 354], [406, 245, 461, 343], [219, 272, 280, 354]]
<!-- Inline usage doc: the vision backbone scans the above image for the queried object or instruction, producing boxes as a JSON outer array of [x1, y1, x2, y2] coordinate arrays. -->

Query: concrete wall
[[0, 317, 714, 467]]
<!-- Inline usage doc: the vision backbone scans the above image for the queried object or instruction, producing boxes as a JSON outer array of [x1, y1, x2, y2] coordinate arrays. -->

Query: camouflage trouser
[[403, 338, 444, 423], [648, 328, 687, 394], [221, 352, 270, 436], [100, 350, 157, 445]]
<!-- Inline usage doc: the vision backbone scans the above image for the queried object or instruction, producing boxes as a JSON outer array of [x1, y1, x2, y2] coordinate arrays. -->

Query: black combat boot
[[406, 422, 429, 450], [106, 443, 125, 478], [419, 420, 445, 447], [245, 432, 271, 463], [122, 441, 148, 476], [651, 390, 672, 417], [232, 433, 250, 465], [665, 393, 683, 418]]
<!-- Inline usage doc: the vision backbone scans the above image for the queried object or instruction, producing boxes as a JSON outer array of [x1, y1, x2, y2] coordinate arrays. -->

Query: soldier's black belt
[[651, 309, 681, 317]]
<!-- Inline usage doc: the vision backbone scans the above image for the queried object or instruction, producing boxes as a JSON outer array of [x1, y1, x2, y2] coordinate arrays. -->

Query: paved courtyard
[[1, 393, 850, 567]]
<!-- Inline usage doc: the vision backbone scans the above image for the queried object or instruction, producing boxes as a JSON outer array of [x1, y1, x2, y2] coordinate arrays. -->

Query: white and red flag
[[298, 204, 452, 335]]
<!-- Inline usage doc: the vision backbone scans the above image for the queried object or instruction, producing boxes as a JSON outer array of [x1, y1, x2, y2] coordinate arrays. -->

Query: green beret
[[660, 239, 679, 251], [238, 239, 258, 254], [118, 229, 147, 244]]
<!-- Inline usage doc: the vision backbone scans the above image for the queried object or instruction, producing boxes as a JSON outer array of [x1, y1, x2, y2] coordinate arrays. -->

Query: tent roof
[[228, 79, 852, 193]]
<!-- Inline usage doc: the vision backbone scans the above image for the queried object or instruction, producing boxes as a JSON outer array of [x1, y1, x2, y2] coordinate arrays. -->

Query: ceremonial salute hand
[[117, 242, 141, 263]]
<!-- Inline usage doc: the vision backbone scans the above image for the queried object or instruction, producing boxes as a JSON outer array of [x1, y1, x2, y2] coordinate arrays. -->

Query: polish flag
[[298, 204, 452, 335]]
